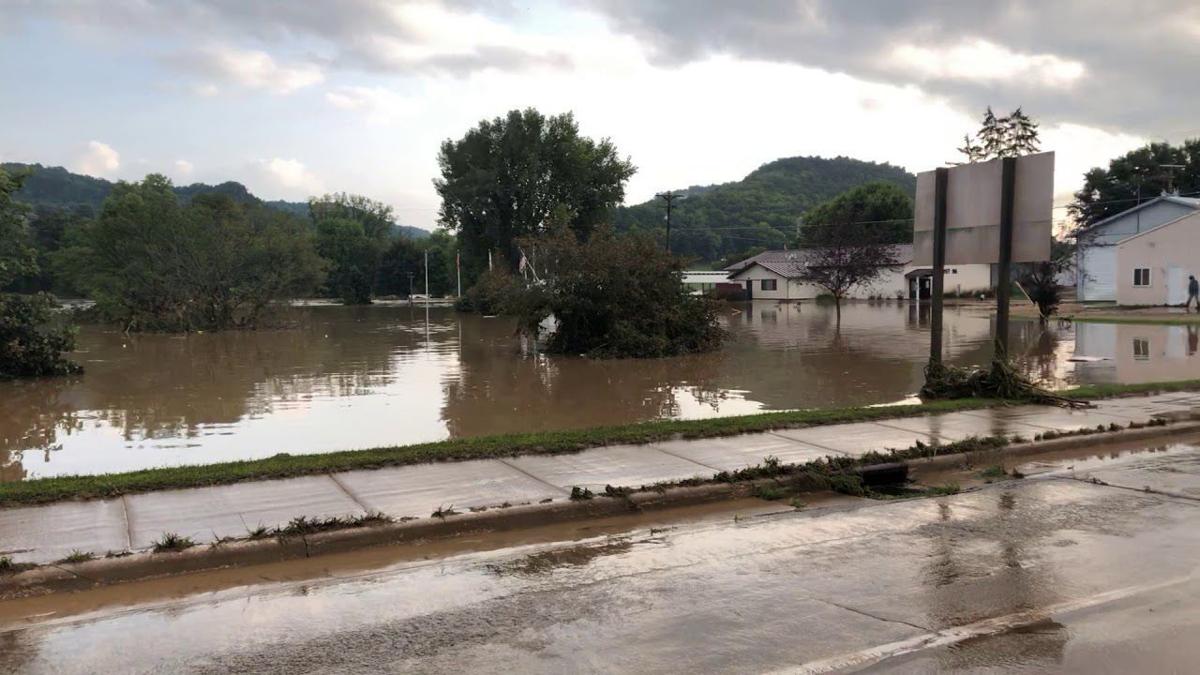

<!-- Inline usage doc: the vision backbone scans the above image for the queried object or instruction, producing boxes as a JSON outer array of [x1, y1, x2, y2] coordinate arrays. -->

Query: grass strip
[[1067, 315, 1200, 326], [1062, 378, 1200, 400], [0, 398, 993, 507], [2, 378, 1199, 508]]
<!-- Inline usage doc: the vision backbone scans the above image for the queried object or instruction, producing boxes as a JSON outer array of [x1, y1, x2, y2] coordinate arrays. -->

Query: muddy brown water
[[4, 301, 1200, 481]]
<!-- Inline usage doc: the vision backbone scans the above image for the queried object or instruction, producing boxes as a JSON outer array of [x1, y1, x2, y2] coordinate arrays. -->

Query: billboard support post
[[995, 157, 1017, 359], [929, 167, 948, 366]]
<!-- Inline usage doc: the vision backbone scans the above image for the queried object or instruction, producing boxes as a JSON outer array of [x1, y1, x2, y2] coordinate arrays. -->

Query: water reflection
[[5, 302, 1200, 479]]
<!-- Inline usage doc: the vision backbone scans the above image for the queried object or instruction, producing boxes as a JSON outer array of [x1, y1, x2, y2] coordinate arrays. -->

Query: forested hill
[[612, 156, 916, 261], [1, 162, 429, 239]]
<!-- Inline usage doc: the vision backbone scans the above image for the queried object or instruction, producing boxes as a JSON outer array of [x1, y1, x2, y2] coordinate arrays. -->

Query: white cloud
[[174, 159, 194, 177], [890, 39, 1086, 87], [178, 46, 324, 95], [255, 157, 324, 195], [75, 140, 120, 176], [325, 86, 414, 124], [192, 83, 220, 97]]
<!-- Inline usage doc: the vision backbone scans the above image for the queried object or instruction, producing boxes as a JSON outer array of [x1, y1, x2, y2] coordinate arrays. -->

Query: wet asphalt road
[[3, 439, 1200, 674]]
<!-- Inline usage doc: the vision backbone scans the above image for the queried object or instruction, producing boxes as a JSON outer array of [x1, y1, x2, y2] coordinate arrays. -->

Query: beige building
[[725, 246, 992, 301], [1114, 211, 1200, 306]]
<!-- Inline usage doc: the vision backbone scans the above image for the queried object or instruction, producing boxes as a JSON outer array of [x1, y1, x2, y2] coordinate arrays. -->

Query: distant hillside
[[1, 162, 429, 238], [613, 156, 916, 261]]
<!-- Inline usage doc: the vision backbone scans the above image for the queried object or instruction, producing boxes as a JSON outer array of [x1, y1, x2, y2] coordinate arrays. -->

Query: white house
[[725, 246, 992, 301], [1075, 195, 1200, 301], [1113, 210, 1200, 306]]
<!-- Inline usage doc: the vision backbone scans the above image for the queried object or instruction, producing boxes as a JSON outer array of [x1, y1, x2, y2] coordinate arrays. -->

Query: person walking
[[1188, 275, 1200, 312]]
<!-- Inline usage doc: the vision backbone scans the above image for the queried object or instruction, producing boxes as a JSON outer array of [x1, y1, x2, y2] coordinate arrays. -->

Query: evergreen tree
[[958, 107, 1042, 162]]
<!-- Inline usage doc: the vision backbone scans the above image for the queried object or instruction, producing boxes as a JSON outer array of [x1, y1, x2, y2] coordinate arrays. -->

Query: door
[[745, 279, 753, 300], [1166, 266, 1187, 305]]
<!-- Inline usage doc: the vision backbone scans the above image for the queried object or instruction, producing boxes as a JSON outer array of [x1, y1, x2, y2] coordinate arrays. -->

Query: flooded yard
[[3, 301, 1199, 480]]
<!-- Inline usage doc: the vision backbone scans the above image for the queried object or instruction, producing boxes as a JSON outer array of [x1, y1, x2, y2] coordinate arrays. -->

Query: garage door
[[1079, 246, 1116, 301]]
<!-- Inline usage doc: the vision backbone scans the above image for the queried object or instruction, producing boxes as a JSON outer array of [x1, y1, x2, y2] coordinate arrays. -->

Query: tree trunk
[[834, 295, 842, 328]]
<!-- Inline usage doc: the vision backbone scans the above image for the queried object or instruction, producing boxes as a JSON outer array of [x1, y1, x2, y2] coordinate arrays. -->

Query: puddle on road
[[0, 497, 793, 629], [908, 431, 1200, 490]]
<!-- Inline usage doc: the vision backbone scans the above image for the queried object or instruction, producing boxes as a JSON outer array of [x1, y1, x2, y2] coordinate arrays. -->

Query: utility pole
[[656, 191, 682, 254], [424, 249, 430, 297]]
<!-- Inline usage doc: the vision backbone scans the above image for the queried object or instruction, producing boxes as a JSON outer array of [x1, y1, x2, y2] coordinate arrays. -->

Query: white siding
[[1079, 245, 1116, 301]]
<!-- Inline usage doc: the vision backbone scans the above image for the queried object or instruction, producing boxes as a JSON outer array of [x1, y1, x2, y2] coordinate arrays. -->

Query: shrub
[[0, 293, 81, 379], [515, 225, 725, 358], [455, 267, 527, 314]]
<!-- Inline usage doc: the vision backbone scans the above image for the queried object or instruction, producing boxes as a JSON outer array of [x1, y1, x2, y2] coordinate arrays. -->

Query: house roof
[[1076, 195, 1200, 236], [727, 245, 914, 280], [1112, 209, 1200, 248]]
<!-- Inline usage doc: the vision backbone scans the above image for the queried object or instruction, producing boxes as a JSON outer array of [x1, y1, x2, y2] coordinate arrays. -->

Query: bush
[[455, 267, 527, 314], [0, 293, 81, 379], [516, 225, 724, 358]]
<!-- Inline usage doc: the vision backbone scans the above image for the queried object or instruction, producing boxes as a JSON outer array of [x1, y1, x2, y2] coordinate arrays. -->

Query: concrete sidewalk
[[4, 392, 1200, 565]]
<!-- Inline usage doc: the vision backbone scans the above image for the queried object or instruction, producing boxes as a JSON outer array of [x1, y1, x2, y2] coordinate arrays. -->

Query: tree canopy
[[59, 174, 326, 331], [1069, 140, 1200, 229], [514, 225, 724, 359], [435, 108, 636, 281], [0, 167, 81, 379], [797, 181, 914, 246]]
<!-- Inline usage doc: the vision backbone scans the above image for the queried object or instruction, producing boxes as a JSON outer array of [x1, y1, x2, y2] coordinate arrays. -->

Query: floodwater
[[3, 436, 1200, 673], [3, 301, 1200, 480]]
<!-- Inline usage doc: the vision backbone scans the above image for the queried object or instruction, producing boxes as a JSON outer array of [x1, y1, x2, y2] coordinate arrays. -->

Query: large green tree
[[60, 174, 325, 331], [1069, 140, 1200, 229], [512, 224, 724, 359], [310, 193, 394, 304], [435, 108, 636, 281], [0, 167, 80, 379], [797, 181, 914, 246]]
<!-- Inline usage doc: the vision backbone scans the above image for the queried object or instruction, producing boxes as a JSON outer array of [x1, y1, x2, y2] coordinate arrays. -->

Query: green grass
[[152, 532, 195, 553], [1068, 315, 1200, 326], [1, 378, 1198, 509], [1060, 379, 1200, 400], [0, 397, 993, 508]]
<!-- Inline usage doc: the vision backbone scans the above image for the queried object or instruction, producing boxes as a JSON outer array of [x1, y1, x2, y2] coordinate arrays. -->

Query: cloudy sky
[[2, 1, 1195, 230]]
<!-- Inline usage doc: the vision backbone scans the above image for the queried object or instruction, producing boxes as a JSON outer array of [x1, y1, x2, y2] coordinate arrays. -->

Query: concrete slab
[[505, 445, 714, 491], [873, 412, 1046, 443], [651, 433, 836, 472], [772, 422, 935, 457], [336, 459, 566, 518], [124, 475, 365, 548], [0, 499, 128, 564], [958, 406, 1136, 432]]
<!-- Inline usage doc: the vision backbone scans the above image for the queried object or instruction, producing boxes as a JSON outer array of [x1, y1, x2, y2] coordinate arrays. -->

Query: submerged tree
[[797, 220, 899, 327], [0, 167, 81, 379], [60, 174, 325, 331], [1019, 240, 1075, 321], [435, 108, 636, 283], [513, 223, 723, 359]]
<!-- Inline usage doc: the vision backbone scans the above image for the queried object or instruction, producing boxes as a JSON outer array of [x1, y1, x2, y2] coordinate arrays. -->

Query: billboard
[[913, 151, 1054, 265]]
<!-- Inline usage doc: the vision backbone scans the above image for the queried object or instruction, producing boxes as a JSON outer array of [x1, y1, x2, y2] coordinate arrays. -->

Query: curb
[[4, 420, 1200, 600]]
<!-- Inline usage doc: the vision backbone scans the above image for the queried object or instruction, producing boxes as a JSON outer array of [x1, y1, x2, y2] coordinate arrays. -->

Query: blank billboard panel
[[913, 151, 1053, 265]]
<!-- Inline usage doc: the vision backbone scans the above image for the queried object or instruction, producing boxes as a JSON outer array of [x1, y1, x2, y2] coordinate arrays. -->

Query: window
[[1133, 338, 1150, 360], [1133, 268, 1152, 287], [761, 279, 777, 291]]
